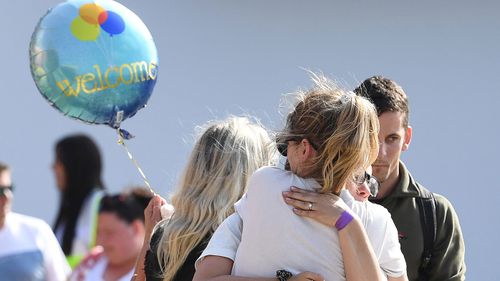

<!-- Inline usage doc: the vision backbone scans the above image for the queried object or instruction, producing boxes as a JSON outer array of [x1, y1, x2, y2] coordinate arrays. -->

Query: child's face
[[96, 212, 143, 265], [347, 179, 371, 202], [348, 167, 378, 202]]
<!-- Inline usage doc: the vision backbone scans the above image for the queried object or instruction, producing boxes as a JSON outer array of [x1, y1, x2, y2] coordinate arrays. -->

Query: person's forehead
[[0, 171, 11, 186], [378, 111, 406, 132]]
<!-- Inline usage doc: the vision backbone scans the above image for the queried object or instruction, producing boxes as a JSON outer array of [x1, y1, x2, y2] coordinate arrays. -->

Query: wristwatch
[[276, 269, 293, 281]]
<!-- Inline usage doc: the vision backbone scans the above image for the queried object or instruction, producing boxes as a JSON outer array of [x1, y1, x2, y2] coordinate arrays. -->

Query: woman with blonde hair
[[137, 116, 275, 281], [194, 75, 391, 281]]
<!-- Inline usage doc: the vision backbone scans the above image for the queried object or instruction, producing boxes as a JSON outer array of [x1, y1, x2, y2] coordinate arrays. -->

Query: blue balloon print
[[100, 11, 125, 36]]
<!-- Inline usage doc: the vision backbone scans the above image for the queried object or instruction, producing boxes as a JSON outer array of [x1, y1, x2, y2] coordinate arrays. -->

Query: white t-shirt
[[0, 212, 71, 281], [339, 189, 406, 277], [233, 166, 346, 280], [197, 167, 406, 278]]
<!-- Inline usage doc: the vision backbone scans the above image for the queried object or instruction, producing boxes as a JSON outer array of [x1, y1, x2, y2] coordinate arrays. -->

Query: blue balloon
[[29, 0, 158, 128], [100, 11, 125, 36]]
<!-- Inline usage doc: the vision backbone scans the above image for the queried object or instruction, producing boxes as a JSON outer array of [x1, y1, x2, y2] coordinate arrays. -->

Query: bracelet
[[335, 210, 353, 231], [276, 269, 293, 281]]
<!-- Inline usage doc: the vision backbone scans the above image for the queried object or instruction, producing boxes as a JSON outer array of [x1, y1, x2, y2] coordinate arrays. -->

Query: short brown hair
[[0, 162, 9, 174], [354, 76, 409, 127]]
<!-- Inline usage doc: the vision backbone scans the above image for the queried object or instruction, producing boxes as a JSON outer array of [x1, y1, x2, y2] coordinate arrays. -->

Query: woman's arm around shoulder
[[194, 255, 324, 281], [282, 186, 386, 281]]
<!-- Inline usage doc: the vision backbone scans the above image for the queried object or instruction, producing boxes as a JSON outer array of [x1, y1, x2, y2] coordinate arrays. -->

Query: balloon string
[[117, 130, 156, 196]]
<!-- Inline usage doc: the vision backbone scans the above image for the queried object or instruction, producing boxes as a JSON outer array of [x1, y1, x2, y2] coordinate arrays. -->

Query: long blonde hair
[[279, 74, 379, 194], [156, 116, 275, 281]]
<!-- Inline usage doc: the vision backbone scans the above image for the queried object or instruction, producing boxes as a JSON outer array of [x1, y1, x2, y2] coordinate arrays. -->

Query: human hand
[[160, 202, 175, 219], [290, 271, 325, 281], [144, 195, 167, 239], [83, 245, 104, 265], [282, 186, 349, 228], [72, 246, 104, 280]]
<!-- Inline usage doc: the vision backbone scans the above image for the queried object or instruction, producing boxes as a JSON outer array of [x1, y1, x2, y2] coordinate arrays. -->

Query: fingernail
[[282, 191, 290, 196]]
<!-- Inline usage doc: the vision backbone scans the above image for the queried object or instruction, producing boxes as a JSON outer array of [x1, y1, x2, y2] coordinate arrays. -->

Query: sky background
[[1, 0, 498, 279]]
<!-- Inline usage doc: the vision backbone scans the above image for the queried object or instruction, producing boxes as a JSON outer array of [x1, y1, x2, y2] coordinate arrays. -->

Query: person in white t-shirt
[[194, 74, 386, 281], [0, 162, 70, 281]]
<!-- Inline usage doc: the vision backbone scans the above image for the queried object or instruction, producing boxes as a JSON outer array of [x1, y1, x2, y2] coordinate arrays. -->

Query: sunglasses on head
[[0, 184, 13, 197], [276, 137, 319, 157], [353, 172, 379, 198]]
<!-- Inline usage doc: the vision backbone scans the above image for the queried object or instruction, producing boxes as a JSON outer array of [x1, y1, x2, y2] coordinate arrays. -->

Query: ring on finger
[[307, 202, 313, 211]]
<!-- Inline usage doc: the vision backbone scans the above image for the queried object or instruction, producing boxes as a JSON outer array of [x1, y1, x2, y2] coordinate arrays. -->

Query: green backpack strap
[[416, 186, 437, 281]]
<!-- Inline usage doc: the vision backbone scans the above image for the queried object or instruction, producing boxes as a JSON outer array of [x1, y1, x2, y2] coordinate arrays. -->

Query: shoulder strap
[[89, 191, 104, 249], [416, 186, 437, 281]]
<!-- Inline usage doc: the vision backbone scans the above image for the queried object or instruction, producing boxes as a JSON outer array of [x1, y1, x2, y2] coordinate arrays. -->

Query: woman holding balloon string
[[132, 116, 276, 281]]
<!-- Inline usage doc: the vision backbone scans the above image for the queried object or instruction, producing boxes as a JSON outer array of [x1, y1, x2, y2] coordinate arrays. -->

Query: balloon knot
[[118, 128, 135, 140]]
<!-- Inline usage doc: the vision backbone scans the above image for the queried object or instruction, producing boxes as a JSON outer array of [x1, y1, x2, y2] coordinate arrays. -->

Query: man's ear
[[131, 219, 145, 236], [301, 139, 316, 159], [402, 126, 412, 152]]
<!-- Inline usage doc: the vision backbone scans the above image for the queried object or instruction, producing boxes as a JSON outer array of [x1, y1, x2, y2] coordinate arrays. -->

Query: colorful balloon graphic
[[71, 3, 125, 41], [100, 11, 125, 36], [30, 0, 158, 128], [80, 3, 106, 24]]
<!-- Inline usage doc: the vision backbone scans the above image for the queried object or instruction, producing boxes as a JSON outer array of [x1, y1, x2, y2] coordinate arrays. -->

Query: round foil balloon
[[30, 0, 158, 128]]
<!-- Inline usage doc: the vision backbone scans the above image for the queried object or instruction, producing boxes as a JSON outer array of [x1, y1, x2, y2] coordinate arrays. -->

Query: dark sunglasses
[[0, 184, 13, 197], [353, 172, 379, 198], [276, 137, 319, 157]]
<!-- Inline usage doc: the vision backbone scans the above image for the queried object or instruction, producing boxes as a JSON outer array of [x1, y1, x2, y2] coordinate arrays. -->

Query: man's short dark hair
[[354, 76, 409, 127], [0, 162, 9, 174]]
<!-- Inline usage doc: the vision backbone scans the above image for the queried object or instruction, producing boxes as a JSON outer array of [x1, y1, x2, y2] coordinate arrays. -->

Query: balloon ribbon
[[117, 128, 156, 195]]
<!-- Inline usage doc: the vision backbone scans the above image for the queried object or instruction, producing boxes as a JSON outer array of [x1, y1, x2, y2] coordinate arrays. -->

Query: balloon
[[29, 0, 158, 128], [79, 3, 106, 24], [71, 16, 100, 41], [100, 11, 125, 36]]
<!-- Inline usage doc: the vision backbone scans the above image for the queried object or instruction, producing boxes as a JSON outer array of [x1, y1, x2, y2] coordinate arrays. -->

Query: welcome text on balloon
[[55, 60, 158, 96]]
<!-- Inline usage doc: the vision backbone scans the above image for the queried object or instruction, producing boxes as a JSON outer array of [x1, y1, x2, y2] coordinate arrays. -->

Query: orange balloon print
[[79, 3, 105, 24]]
